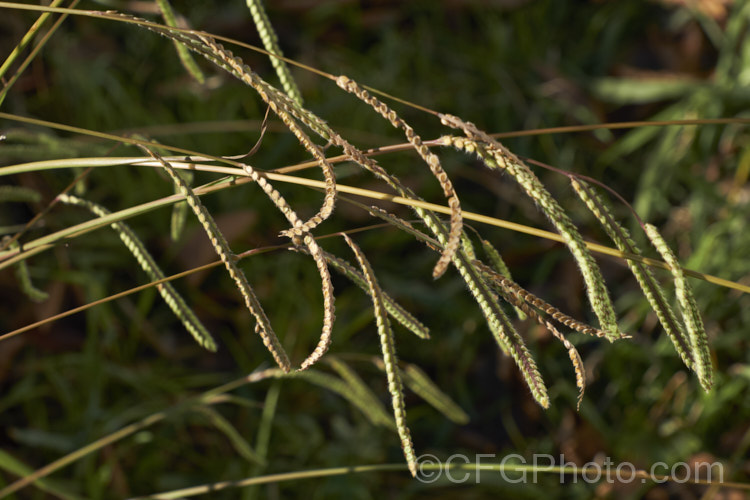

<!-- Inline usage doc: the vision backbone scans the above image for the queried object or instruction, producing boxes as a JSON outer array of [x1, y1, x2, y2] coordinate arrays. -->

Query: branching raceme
[[439, 127, 712, 391], [569, 180, 698, 372], [113, 12, 551, 408], [439, 121, 622, 341], [0, 3, 716, 488], [120, 7, 714, 439]]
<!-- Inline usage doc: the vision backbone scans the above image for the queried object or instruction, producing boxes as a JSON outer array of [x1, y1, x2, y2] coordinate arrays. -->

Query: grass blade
[[193, 406, 265, 465], [326, 357, 395, 428]]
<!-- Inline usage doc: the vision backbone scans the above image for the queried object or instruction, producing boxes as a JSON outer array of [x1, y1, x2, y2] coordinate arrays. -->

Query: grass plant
[[0, 1, 748, 498]]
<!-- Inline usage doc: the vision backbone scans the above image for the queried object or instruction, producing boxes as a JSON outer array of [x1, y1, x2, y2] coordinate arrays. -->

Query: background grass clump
[[0, 0, 749, 498]]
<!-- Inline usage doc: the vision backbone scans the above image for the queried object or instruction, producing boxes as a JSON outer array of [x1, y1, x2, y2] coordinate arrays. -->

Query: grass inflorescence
[[1, 1, 748, 498]]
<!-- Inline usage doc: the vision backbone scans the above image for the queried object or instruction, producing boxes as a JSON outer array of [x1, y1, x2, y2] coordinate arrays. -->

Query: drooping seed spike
[[645, 224, 712, 391], [336, 75, 463, 281], [138, 145, 290, 369], [441, 125, 622, 340], [571, 179, 694, 369], [343, 233, 418, 477], [59, 194, 217, 351]]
